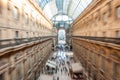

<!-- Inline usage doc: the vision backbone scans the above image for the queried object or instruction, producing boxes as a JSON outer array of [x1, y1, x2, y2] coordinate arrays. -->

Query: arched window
[[58, 29, 66, 44]]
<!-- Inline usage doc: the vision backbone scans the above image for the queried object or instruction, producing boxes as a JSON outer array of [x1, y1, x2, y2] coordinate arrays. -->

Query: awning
[[47, 60, 57, 66], [66, 52, 73, 57], [71, 63, 83, 73], [46, 60, 57, 68], [46, 62, 56, 68]]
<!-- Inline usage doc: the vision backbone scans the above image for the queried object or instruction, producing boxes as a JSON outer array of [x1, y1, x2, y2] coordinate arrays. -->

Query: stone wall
[[0, 38, 53, 80], [72, 0, 120, 38], [72, 38, 120, 80]]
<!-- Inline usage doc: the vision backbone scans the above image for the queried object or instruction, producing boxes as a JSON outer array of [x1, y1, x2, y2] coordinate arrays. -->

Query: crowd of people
[[53, 44, 70, 80]]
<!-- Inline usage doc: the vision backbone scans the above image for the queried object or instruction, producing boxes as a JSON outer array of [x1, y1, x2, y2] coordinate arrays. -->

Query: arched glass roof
[[36, 0, 92, 19], [35, 0, 93, 28]]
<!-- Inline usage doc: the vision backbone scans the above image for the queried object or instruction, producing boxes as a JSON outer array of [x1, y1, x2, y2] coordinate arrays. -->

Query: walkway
[[39, 47, 72, 80]]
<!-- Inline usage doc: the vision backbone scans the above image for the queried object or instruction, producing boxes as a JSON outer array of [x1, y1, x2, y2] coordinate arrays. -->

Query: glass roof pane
[[43, 0, 58, 19], [63, 0, 71, 14], [43, 3, 52, 19], [36, 0, 93, 19], [71, 0, 92, 19], [49, 2, 58, 16], [56, 0, 63, 13], [36, 0, 92, 20], [35, 0, 93, 28], [36, 0, 51, 9]]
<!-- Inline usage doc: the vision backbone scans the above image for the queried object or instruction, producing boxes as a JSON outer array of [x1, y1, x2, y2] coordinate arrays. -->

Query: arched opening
[[58, 29, 66, 45]]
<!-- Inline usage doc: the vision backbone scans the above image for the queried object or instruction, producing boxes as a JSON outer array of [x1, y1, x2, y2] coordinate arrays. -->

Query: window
[[17, 63, 21, 80], [0, 73, 4, 80], [7, 1, 10, 11], [103, 12, 109, 24], [93, 53, 97, 65], [13, 7, 19, 20], [116, 6, 120, 18], [93, 73, 97, 80], [0, 0, 2, 14], [0, 30, 1, 39], [101, 57, 105, 72], [25, 14, 29, 25], [95, 16, 99, 26], [15, 31, 19, 38], [116, 30, 120, 38], [28, 57, 31, 69], [26, 32, 29, 38], [0, 59, 2, 67], [0, 59, 5, 67], [103, 32, 106, 37], [10, 68, 15, 80], [113, 63, 117, 80]]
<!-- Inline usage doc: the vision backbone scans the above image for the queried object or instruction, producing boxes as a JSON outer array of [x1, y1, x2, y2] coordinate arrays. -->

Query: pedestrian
[[57, 76, 59, 80], [53, 75, 55, 80], [65, 67, 67, 73], [68, 73, 69, 76], [61, 68, 62, 74]]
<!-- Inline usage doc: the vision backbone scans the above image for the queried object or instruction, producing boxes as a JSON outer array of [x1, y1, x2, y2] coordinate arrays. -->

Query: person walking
[[53, 75, 56, 80], [61, 68, 62, 73], [57, 76, 59, 80]]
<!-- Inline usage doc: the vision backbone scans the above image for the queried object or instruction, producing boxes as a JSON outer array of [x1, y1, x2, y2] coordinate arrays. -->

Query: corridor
[[39, 49, 72, 80], [0, 0, 120, 80]]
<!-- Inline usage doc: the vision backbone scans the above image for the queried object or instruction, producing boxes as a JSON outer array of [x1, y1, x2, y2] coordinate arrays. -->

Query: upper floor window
[[103, 31, 106, 37], [115, 30, 120, 38], [25, 14, 29, 25], [95, 17, 99, 26], [0, 0, 2, 14], [103, 12, 109, 24], [116, 6, 120, 18], [15, 31, 19, 38], [13, 7, 19, 20], [26, 32, 29, 38]]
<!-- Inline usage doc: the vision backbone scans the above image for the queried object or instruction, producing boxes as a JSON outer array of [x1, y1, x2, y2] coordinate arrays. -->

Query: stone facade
[[0, 39, 53, 80], [71, 0, 120, 80], [72, 38, 120, 80], [0, 0, 57, 80], [0, 0, 56, 39], [72, 0, 120, 38]]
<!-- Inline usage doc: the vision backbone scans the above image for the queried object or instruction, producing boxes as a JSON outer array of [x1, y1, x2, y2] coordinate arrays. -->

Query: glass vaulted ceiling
[[36, 0, 93, 28]]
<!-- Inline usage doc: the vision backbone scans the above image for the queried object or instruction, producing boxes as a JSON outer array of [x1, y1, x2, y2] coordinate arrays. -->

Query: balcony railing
[[0, 36, 55, 49], [72, 36, 120, 45]]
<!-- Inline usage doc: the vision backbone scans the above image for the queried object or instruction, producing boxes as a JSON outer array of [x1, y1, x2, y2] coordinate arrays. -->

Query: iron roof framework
[[36, 0, 93, 28]]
